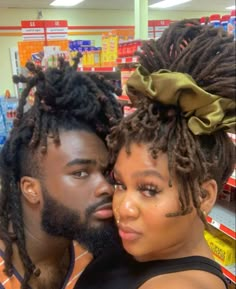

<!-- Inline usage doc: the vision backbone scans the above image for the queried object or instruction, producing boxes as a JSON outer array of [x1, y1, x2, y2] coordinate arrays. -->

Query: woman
[[107, 19, 235, 289], [75, 19, 235, 289]]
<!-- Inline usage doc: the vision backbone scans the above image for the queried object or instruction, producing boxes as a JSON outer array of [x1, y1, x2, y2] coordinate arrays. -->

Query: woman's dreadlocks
[[0, 57, 122, 289], [108, 19, 235, 224]]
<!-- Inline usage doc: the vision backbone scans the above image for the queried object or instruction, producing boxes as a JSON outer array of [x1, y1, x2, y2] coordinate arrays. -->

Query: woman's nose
[[117, 193, 139, 221]]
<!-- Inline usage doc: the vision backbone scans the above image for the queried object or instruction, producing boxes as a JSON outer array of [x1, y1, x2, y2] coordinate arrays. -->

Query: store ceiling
[[0, 0, 233, 11]]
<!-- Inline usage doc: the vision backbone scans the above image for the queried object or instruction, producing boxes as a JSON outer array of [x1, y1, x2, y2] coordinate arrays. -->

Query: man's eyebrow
[[65, 159, 97, 167]]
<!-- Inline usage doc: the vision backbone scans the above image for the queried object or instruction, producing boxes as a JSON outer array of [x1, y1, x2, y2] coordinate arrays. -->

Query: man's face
[[39, 129, 120, 255]]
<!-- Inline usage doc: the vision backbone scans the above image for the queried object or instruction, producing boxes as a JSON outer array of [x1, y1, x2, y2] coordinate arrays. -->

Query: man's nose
[[94, 175, 114, 198]]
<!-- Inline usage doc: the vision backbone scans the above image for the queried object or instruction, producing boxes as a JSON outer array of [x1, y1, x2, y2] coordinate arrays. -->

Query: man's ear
[[200, 179, 218, 215], [20, 176, 42, 205]]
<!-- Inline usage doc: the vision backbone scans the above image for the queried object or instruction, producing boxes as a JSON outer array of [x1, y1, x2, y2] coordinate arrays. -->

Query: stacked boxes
[[204, 229, 236, 266], [102, 29, 134, 66], [69, 40, 102, 67]]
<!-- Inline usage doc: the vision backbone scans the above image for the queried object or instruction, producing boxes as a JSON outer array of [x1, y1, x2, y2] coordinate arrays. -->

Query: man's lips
[[93, 203, 113, 219], [118, 224, 142, 241]]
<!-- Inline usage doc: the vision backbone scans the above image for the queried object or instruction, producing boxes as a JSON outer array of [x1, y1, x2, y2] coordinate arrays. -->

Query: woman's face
[[113, 143, 204, 262]]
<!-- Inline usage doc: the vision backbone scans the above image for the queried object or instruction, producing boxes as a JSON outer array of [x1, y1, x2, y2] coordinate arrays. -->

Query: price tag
[[122, 58, 126, 63], [211, 219, 220, 229]]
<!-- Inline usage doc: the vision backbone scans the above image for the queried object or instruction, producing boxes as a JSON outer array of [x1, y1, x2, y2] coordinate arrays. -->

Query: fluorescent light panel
[[149, 0, 192, 9], [50, 0, 84, 7], [226, 5, 235, 10]]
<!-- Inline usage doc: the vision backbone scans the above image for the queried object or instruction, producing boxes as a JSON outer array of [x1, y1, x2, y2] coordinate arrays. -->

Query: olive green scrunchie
[[126, 65, 236, 135]]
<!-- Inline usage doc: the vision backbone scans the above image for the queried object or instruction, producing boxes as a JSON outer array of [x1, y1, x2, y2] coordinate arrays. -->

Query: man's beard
[[41, 188, 121, 257]]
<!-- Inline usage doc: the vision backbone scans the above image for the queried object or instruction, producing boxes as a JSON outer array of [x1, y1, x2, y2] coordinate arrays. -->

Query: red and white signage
[[21, 20, 45, 41], [21, 20, 68, 41], [45, 20, 68, 40]]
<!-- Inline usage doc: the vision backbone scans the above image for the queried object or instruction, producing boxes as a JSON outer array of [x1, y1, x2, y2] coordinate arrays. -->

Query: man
[[0, 59, 122, 289]]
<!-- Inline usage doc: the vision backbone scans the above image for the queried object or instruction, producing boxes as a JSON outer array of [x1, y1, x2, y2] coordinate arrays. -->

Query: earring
[[202, 210, 207, 217]]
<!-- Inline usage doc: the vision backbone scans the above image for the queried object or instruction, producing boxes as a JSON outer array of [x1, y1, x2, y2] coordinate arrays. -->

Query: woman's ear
[[20, 176, 42, 205], [200, 179, 218, 215]]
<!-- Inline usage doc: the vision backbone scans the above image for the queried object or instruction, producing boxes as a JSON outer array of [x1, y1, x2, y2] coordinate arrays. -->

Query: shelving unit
[[207, 201, 236, 240], [206, 131, 236, 284], [221, 264, 236, 284], [116, 56, 139, 64], [77, 66, 117, 72]]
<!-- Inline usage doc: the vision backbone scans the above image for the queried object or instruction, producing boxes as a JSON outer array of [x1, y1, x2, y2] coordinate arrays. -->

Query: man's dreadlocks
[[108, 20, 235, 224], [0, 57, 122, 289]]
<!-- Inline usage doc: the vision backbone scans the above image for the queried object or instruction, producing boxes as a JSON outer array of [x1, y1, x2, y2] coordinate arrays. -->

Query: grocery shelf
[[77, 67, 117, 72], [207, 201, 236, 240], [221, 263, 236, 284], [227, 170, 236, 188], [116, 56, 139, 64]]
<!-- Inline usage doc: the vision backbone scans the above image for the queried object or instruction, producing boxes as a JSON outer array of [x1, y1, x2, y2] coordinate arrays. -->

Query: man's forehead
[[43, 130, 108, 166]]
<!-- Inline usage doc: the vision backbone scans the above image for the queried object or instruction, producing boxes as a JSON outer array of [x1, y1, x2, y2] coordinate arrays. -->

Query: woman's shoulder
[[139, 270, 227, 289]]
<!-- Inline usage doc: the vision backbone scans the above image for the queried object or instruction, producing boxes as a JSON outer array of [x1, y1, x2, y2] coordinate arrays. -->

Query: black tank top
[[76, 248, 228, 289]]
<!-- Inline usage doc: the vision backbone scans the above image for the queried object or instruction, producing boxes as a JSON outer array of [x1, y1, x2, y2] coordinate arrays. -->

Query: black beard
[[41, 189, 121, 256]]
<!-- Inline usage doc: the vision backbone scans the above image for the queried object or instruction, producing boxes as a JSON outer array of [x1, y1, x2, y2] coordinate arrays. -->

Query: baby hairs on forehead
[[108, 19, 235, 226], [0, 56, 122, 289]]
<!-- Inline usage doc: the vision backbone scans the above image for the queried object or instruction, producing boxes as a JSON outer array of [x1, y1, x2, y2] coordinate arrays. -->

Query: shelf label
[[211, 219, 220, 229]]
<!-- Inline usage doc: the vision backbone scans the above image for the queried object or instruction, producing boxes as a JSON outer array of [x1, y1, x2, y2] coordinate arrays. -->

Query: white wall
[[0, 8, 225, 95]]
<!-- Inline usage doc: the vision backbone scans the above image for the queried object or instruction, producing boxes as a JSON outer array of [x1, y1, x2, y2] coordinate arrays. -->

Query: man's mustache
[[86, 196, 113, 216]]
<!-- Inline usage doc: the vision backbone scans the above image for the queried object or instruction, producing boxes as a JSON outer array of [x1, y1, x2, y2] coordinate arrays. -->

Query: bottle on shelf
[[209, 14, 221, 28], [228, 10, 236, 39], [221, 15, 230, 32]]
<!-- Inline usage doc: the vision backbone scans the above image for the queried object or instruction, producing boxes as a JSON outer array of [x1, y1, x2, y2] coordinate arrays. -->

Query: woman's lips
[[118, 224, 142, 241]]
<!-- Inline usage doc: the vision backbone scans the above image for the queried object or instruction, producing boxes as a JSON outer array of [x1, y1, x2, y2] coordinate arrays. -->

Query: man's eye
[[73, 171, 89, 178]]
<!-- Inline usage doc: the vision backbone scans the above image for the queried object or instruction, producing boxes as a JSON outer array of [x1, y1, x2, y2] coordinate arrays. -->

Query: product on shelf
[[209, 14, 221, 28], [118, 40, 142, 58], [0, 96, 18, 149], [101, 29, 134, 67], [228, 10, 236, 39], [200, 10, 236, 38], [221, 15, 231, 31], [219, 185, 236, 203], [205, 229, 235, 266]]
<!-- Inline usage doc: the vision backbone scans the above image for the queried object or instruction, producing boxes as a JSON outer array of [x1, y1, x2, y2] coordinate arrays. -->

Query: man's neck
[[24, 224, 71, 265]]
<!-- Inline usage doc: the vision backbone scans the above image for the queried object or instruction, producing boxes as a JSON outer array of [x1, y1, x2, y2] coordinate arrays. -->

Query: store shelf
[[77, 67, 117, 72], [207, 201, 236, 240], [227, 170, 236, 188], [116, 56, 139, 64], [221, 263, 236, 284]]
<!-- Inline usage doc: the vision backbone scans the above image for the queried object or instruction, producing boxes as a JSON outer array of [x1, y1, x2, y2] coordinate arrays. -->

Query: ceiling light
[[50, 0, 84, 7], [226, 5, 235, 10], [149, 0, 192, 9]]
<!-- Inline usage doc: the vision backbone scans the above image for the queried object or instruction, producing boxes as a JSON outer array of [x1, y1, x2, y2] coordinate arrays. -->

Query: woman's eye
[[114, 183, 126, 192], [138, 185, 160, 197], [73, 171, 89, 178]]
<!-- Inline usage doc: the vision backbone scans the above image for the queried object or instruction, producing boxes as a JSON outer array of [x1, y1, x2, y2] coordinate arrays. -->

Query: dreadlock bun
[[136, 20, 235, 100]]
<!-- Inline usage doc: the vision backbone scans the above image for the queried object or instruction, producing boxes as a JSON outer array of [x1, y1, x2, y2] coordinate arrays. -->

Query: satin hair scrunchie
[[126, 65, 236, 135]]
